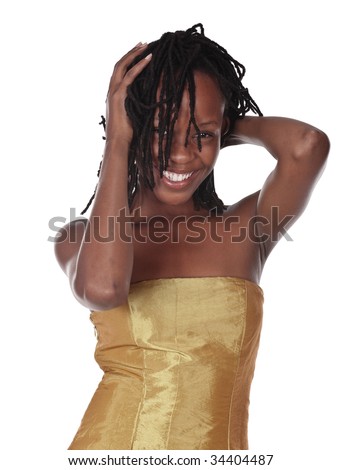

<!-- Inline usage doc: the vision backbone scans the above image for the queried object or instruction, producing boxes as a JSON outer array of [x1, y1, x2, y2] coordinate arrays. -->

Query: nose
[[168, 139, 195, 166]]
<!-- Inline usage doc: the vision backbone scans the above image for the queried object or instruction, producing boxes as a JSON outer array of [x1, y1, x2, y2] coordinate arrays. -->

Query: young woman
[[55, 24, 329, 450]]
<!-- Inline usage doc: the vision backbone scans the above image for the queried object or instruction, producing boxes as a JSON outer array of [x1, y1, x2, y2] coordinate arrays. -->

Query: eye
[[195, 131, 213, 139], [153, 127, 168, 136]]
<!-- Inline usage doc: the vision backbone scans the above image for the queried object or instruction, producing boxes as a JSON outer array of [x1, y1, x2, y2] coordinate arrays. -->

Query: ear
[[220, 116, 230, 149], [221, 116, 230, 135]]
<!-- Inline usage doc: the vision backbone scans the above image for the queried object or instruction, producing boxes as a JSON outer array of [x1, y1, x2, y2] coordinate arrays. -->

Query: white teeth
[[163, 171, 193, 182]]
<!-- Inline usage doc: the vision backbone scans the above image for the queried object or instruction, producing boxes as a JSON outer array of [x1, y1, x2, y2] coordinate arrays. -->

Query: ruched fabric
[[69, 277, 264, 450]]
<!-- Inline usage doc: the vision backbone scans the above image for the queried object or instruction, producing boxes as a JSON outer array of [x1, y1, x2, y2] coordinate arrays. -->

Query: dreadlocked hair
[[81, 23, 262, 215]]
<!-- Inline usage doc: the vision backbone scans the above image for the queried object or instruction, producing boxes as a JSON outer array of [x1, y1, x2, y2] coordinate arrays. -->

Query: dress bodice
[[69, 276, 264, 450]]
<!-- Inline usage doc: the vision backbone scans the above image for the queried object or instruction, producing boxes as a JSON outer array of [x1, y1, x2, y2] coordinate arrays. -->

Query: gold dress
[[68, 276, 264, 450]]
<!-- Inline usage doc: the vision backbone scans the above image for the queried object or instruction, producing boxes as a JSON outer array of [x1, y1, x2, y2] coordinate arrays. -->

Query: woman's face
[[149, 70, 228, 209]]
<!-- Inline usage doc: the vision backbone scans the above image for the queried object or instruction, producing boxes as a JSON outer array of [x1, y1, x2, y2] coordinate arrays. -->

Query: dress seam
[[227, 280, 248, 450], [127, 300, 147, 450], [164, 354, 181, 448], [164, 282, 181, 448]]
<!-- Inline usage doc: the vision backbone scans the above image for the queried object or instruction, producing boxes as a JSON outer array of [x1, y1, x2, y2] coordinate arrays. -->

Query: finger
[[107, 43, 148, 94], [114, 43, 148, 76], [122, 42, 146, 58], [122, 53, 152, 85]]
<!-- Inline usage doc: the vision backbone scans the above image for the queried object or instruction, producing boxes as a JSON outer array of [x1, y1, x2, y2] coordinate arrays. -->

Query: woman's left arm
[[227, 116, 330, 257]]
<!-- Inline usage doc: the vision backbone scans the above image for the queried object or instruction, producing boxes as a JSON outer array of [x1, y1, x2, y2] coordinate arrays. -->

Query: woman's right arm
[[54, 43, 151, 311]]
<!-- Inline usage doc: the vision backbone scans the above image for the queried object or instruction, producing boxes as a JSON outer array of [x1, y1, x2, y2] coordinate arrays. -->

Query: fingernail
[[134, 42, 142, 47], [144, 53, 152, 60], [138, 42, 148, 48]]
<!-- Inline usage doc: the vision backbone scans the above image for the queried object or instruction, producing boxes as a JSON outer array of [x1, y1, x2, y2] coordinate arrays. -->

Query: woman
[[55, 24, 329, 450]]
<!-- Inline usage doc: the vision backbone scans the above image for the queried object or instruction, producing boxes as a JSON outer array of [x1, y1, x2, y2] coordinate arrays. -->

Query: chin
[[155, 194, 193, 206], [153, 189, 194, 208]]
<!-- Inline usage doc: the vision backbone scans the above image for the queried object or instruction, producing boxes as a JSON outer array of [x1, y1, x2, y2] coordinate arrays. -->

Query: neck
[[130, 186, 207, 219]]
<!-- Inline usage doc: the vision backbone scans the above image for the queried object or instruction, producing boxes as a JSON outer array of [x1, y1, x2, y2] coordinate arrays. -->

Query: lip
[[154, 167, 199, 189]]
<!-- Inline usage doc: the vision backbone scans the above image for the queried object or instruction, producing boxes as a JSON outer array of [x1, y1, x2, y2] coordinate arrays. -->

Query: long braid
[[81, 23, 262, 215]]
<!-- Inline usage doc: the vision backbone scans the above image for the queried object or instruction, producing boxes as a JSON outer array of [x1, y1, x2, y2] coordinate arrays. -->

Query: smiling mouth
[[162, 170, 194, 182]]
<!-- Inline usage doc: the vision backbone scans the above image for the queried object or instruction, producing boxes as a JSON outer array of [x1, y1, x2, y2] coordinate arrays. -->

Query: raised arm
[[54, 43, 151, 311], [227, 116, 330, 258]]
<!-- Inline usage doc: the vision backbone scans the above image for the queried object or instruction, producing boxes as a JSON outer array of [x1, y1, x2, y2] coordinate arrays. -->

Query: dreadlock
[[81, 23, 262, 215]]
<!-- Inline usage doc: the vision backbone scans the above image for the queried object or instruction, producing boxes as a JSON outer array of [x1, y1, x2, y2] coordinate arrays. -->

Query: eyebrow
[[197, 120, 219, 126], [153, 120, 219, 127]]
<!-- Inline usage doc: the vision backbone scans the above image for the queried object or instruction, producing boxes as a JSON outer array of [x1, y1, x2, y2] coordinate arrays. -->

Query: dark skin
[[55, 43, 330, 311]]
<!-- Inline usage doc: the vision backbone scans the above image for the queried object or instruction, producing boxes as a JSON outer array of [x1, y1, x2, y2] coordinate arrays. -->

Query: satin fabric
[[68, 276, 264, 450]]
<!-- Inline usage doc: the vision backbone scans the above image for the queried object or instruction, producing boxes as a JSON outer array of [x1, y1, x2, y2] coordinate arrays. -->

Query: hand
[[220, 116, 254, 149], [105, 43, 151, 145], [221, 133, 245, 148]]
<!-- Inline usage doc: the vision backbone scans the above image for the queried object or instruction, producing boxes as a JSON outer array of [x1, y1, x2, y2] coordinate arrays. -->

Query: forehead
[[155, 70, 226, 122], [191, 70, 226, 118]]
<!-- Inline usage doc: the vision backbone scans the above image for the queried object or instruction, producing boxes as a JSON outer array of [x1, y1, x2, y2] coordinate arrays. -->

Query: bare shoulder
[[54, 217, 88, 275]]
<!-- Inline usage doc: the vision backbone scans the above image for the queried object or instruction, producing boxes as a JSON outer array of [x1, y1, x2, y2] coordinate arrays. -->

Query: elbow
[[293, 128, 330, 169], [72, 277, 130, 311]]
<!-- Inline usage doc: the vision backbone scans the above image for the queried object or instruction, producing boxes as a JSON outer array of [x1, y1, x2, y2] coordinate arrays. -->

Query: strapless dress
[[68, 276, 264, 450]]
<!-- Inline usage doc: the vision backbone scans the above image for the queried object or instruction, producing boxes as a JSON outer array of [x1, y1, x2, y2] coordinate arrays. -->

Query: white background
[[1, 1, 341, 469]]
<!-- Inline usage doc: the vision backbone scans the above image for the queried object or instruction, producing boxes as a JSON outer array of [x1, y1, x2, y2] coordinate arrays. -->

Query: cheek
[[151, 135, 166, 161], [201, 140, 220, 165]]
